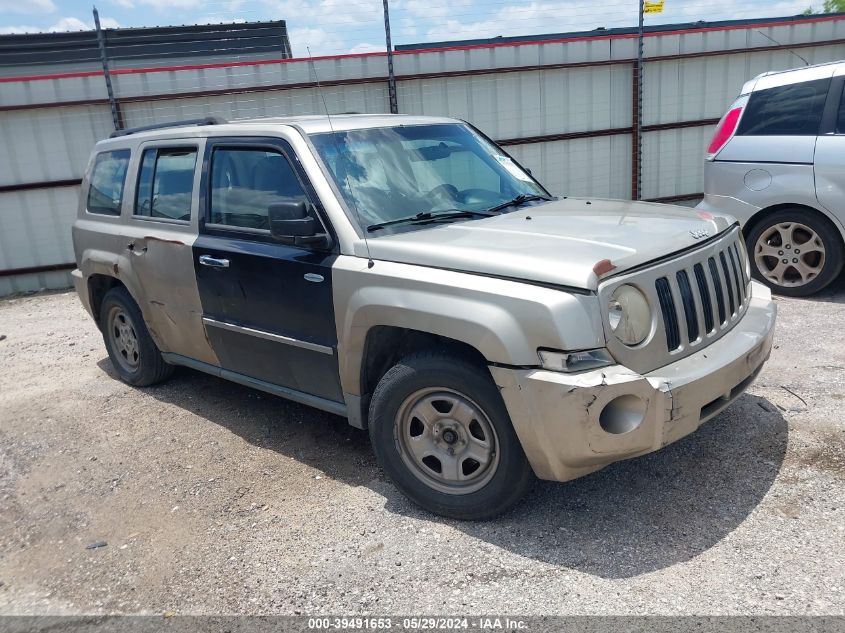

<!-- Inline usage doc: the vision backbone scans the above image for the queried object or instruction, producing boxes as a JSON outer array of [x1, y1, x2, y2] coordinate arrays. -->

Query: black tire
[[99, 286, 175, 387], [368, 351, 534, 520], [745, 209, 844, 297]]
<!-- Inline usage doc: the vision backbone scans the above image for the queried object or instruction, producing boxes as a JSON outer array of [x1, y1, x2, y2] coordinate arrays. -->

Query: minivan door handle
[[199, 255, 230, 268]]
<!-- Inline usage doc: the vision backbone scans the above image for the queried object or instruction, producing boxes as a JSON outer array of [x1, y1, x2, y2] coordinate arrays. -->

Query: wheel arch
[[87, 273, 127, 329], [353, 325, 494, 429], [742, 202, 845, 246], [741, 202, 845, 295]]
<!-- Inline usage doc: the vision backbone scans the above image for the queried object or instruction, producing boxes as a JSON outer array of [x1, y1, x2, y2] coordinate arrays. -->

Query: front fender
[[331, 256, 604, 397]]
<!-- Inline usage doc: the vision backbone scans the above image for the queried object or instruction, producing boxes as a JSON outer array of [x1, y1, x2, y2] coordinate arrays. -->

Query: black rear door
[[193, 137, 342, 403]]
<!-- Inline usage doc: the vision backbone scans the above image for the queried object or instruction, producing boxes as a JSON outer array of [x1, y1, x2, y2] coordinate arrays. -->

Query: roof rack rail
[[110, 116, 226, 138]]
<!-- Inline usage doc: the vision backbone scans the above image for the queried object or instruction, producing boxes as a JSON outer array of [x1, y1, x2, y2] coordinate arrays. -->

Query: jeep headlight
[[607, 284, 651, 346]]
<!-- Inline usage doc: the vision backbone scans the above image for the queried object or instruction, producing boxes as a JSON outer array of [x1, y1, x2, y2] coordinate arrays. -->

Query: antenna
[[754, 30, 810, 67], [307, 46, 375, 269]]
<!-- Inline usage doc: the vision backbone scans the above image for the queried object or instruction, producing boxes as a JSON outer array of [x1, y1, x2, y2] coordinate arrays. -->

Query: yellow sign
[[644, 0, 664, 13]]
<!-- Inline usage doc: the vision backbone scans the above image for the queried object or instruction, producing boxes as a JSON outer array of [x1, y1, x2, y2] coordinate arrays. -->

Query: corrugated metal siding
[[121, 85, 390, 128], [0, 105, 111, 185], [641, 125, 715, 199], [2, 16, 845, 295], [0, 74, 109, 109], [508, 134, 632, 199], [399, 65, 631, 139], [0, 186, 79, 293]]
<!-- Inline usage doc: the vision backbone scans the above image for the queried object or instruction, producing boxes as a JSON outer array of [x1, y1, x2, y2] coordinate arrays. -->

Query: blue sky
[[0, 0, 812, 57]]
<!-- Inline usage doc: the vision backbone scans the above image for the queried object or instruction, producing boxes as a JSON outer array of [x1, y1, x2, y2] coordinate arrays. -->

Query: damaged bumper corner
[[72, 268, 94, 319], [490, 281, 777, 482]]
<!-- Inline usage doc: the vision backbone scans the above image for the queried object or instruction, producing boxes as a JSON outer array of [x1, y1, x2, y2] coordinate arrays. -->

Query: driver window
[[209, 147, 308, 230], [134, 147, 197, 221]]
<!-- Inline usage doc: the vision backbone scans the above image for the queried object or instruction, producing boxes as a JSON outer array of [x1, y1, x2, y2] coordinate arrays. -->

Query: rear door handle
[[199, 255, 230, 268]]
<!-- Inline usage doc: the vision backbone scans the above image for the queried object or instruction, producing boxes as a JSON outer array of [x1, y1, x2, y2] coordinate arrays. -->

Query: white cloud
[[402, 0, 814, 47], [425, 1, 633, 43], [288, 26, 342, 56], [135, 0, 202, 10], [0, 24, 37, 33], [349, 42, 384, 54], [399, 0, 472, 20], [0, 0, 56, 14], [0, 15, 120, 34], [266, 0, 381, 27], [48, 16, 90, 31], [109, 0, 136, 8], [193, 15, 247, 25]]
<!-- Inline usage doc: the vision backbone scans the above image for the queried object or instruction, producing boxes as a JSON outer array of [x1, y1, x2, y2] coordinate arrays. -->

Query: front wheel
[[746, 209, 844, 297], [368, 351, 533, 520]]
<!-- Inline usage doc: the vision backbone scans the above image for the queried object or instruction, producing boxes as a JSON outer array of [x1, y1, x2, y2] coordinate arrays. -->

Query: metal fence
[[2, 13, 845, 295]]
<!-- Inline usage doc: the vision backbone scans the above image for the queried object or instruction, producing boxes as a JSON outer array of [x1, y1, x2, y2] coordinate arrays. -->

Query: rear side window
[[87, 149, 130, 216], [135, 147, 197, 221], [737, 78, 831, 136], [209, 147, 308, 230], [835, 83, 845, 133]]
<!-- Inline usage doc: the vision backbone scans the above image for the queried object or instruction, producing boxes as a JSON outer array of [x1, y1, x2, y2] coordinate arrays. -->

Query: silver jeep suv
[[699, 60, 845, 296], [73, 114, 776, 519]]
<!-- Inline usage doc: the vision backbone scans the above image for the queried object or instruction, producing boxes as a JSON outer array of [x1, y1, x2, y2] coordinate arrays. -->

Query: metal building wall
[[2, 15, 845, 295]]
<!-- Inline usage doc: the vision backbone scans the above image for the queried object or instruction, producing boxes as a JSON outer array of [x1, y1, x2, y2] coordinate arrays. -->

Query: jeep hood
[[362, 198, 736, 291]]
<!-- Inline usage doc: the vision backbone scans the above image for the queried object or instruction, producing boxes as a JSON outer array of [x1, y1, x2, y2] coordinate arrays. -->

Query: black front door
[[193, 137, 342, 403]]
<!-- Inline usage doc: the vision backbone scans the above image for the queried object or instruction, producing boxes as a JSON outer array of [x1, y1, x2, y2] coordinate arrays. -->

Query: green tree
[[804, 0, 845, 12]]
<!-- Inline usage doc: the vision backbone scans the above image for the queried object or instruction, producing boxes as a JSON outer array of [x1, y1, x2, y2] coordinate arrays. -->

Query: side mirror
[[268, 200, 329, 247]]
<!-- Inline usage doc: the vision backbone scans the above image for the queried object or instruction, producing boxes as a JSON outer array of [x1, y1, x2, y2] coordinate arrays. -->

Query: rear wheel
[[368, 351, 533, 520], [99, 286, 174, 386], [746, 209, 844, 297]]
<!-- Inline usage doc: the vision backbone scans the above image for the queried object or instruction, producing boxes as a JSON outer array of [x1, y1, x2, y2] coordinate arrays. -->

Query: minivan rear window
[[737, 78, 831, 136], [87, 149, 130, 216]]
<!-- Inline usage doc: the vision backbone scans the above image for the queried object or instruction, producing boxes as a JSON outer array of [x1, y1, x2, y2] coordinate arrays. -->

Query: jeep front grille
[[654, 238, 749, 352], [599, 227, 752, 374]]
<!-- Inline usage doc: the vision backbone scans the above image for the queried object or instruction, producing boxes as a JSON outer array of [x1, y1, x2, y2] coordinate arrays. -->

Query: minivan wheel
[[368, 351, 534, 520], [99, 286, 175, 386], [746, 209, 844, 297]]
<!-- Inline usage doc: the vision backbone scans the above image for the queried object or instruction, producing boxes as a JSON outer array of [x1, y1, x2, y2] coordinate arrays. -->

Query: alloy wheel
[[754, 221, 826, 288]]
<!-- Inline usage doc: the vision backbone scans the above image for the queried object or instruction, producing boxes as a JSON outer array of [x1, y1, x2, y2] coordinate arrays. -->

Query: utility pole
[[382, 0, 399, 114], [635, 0, 644, 200], [93, 5, 121, 131]]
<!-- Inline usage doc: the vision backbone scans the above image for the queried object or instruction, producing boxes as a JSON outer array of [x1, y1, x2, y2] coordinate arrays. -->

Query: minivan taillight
[[706, 106, 742, 159]]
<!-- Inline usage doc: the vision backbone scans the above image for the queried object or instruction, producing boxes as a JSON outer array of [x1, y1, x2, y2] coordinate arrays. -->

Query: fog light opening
[[599, 394, 647, 435]]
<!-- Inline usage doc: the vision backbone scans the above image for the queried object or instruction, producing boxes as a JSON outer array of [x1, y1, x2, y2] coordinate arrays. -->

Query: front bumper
[[490, 280, 777, 482]]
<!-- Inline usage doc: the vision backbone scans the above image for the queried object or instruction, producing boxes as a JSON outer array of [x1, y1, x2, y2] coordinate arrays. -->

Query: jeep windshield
[[309, 123, 551, 234]]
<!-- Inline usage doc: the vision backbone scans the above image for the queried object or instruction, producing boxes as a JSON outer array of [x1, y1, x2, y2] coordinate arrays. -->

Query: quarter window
[[737, 78, 831, 136], [209, 147, 308, 230], [135, 147, 197, 221], [87, 149, 130, 216]]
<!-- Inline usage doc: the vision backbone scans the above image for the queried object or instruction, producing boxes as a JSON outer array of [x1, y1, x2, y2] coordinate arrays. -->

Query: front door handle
[[199, 255, 230, 268]]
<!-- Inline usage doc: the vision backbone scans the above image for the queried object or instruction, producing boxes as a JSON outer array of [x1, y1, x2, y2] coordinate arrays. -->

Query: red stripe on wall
[[1, 14, 841, 85]]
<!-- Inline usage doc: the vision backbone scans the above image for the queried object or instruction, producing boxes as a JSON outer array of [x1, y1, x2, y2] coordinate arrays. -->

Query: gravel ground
[[0, 285, 843, 616]]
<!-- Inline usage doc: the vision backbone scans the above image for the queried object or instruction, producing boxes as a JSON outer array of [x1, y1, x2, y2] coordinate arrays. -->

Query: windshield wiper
[[483, 194, 552, 215], [367, 209, 496, 232]]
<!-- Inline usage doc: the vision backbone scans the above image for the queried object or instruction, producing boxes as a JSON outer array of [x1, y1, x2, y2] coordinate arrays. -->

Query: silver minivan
[[698, 61, 845, 296]]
